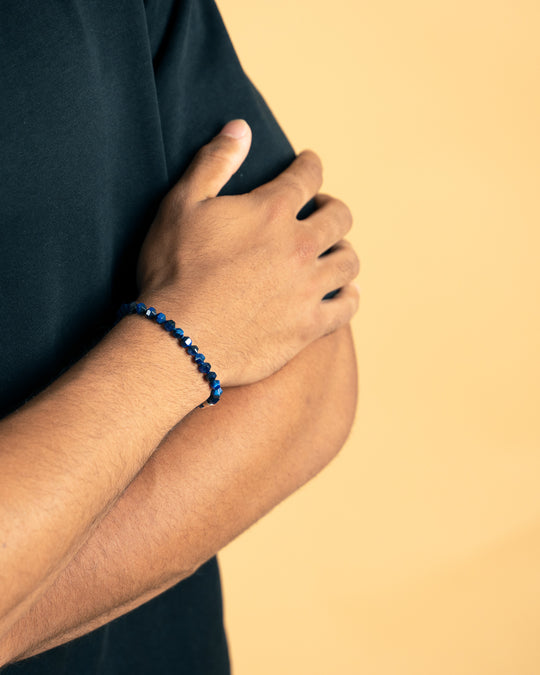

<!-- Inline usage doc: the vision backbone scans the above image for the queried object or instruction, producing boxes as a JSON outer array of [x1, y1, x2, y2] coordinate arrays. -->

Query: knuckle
[[352, 252, 361, 277], [352, 287, 361, 313], [300, 149, 323, 180], [345, 285, 361, 318], [338, 251, 360, 279], [336, 199, 354, 230], [281, 177, 304, 205], [265, 191, 292, 223], [198, 141, 232, 167], [294, 232, 318, 261]]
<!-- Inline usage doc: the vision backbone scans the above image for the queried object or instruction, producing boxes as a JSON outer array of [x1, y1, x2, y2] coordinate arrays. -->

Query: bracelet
[[117, 301, 222, 408]]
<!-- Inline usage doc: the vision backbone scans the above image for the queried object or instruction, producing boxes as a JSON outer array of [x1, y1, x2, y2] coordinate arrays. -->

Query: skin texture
[[137, 120, 359, 385], [0, 315, 206, 641], [2, 324, 356, 664], [0, 120, 360, 665]]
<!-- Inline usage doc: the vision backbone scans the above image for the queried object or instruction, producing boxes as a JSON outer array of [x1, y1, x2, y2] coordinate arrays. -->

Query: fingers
[[315, 239, 360, 297], [252, 149, 323, 213], [310, 193, 354, 256], [170, 119, 252, 203], [317, 283, 360, 336]]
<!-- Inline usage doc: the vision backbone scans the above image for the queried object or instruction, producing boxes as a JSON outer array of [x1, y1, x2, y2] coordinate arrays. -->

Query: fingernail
[[219, 119, 249, 139]]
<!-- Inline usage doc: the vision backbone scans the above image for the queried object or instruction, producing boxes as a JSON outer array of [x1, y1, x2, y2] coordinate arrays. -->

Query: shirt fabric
[[0, 1, 309, 672]]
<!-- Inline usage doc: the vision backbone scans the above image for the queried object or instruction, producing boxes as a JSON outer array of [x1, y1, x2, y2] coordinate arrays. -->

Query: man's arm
[[0, 315, 206, 640], [1, 323, 357, 665], [0, 124, 359, 646]]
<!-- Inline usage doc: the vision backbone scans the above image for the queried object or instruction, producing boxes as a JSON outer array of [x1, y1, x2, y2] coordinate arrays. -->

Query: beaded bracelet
[[117, 301, 222, 408]]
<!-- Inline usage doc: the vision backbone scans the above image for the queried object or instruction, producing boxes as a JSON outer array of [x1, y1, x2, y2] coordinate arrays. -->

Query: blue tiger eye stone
[[119, 298, 223, 407], [207, 393, 221, 406]]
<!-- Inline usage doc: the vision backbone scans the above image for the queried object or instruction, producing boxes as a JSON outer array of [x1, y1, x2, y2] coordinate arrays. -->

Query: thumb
[[178, 119, 252, 202]]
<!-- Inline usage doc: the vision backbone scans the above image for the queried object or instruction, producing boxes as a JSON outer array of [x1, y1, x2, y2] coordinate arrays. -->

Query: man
[[0, 1, 359, 672]]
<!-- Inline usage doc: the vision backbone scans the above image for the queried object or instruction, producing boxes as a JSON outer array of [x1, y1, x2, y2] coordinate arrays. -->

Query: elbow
[[331, 324, 358, 448], [319, 324, 358, 465], [292, 323, 358, 479]]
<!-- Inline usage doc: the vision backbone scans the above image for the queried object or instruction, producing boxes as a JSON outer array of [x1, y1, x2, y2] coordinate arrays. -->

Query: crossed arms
[[0, 124, 359, 666], [1, 322, 356, 664]]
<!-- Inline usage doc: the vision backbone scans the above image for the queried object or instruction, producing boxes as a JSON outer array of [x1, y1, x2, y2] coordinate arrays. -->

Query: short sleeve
[[144, 0, 312, 209]]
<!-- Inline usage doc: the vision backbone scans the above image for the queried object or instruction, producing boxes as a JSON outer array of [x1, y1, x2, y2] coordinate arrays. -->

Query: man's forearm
[[0, 315, 209, 640], [1, 325, 357, 665]]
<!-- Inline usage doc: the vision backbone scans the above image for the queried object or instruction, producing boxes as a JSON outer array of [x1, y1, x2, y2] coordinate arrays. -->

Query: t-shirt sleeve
[[144, 0, 312, 211]]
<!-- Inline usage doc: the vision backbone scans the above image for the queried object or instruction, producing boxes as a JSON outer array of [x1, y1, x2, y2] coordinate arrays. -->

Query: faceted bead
[[156, 313, 166, 324], [186, 345, 199, 356], [163, 320, 175, 332], [198, 362, 211, 374], [212, 386, 223, 397], [145, 307, 157, 318], [172, 327, 185, 339], [193, 353, 205, 363], [128, 301, 138, 313], [207, 393, 221, 406], [180, 336, 192, 348], [136, 302, 147, 314], [206, 371, 217, 382], [211, 380, 221, 390]]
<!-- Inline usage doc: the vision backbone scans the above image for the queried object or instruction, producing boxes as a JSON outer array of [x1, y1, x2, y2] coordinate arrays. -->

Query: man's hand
[[0, 119, 359, 651], [137, 118, 360, 385]]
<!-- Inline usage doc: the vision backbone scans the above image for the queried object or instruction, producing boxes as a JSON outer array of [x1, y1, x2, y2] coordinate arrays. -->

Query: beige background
[[217, 1, 540, 673]]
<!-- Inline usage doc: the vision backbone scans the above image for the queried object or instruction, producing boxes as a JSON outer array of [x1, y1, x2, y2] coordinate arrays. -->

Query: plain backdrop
[[217, 1, 540, 673]]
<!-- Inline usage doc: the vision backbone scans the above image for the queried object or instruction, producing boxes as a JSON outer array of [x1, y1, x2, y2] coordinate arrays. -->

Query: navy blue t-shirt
[[0, 1, 306, 672]]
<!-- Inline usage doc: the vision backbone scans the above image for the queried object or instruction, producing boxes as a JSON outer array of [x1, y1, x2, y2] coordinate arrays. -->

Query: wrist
[[115, 299, 221, 411], [130, 293, 224, 399], [102, 312, 210, 425]]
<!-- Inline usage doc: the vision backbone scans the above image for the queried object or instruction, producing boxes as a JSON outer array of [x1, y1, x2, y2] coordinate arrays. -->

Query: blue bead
[[172, 327, 184, 339], [145, 307, 157, 318], [128, 301, 138, 313], [156, 313, 166, 324], [163, 320, 175, 331], [186, 345, 199, 356], [206, 371, 217, 382], [211, 380, 221, 390], [212, 386, 223, 397], [207, 393, 221, 406], [193, 353, 205, 363], [180, 336, 192, 348], [136, 302, 147, 314], [198, 362, 211, 373]]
